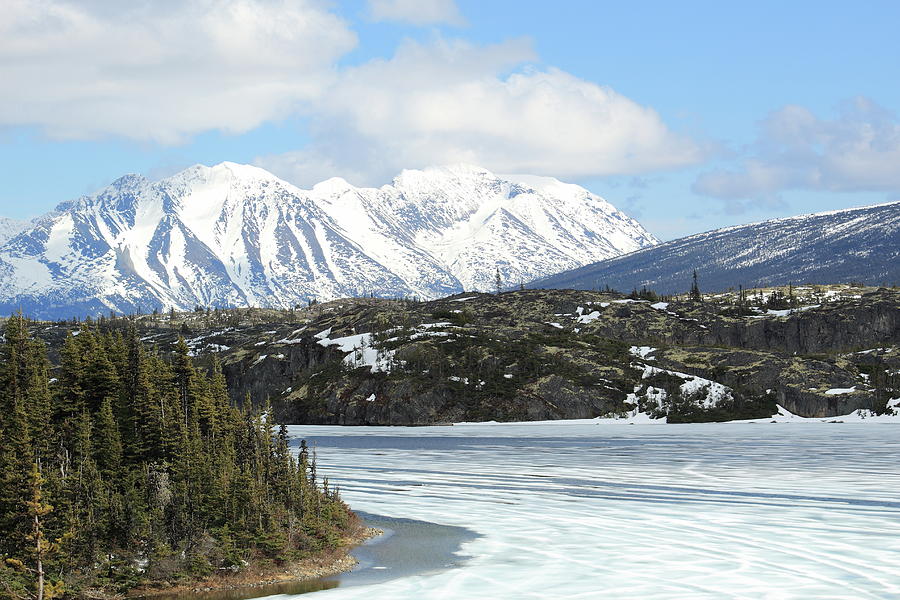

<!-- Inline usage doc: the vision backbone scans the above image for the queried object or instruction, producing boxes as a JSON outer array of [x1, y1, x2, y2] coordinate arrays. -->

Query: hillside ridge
[[531, 200, 900, 294]]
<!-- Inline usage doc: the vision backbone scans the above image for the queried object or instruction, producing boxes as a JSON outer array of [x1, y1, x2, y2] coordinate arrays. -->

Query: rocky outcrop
[[566, 289, 900, 355], [653, 347, 876, 418], [23, 285, 899, 423]]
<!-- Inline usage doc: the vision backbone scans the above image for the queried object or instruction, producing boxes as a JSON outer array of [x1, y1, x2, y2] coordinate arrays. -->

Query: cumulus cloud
[[694, 97, 900, 210], [2, 1, 702, 184], [367, 0, 465, 26], [0, 0, 356, 143], [256, 38, 704, 187]]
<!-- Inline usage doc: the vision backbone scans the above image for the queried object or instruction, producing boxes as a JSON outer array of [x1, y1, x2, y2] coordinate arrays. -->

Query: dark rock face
[[577, 293, 900, 356], [321, 382, 466, 426], [268, 374, 622, 426], [219, 339, 337, 416], [715, 301, 899, 355], [522, 375, 622, 420], [653, 347, 875, 418]]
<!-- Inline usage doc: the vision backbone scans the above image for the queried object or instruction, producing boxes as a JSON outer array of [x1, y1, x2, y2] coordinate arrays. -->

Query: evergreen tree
[[23, 463, 61, 600], [0, 316, 355, 599], [93, 397, 122, 477], [689, 270, 703, 302], [0, 314, 38, 558]]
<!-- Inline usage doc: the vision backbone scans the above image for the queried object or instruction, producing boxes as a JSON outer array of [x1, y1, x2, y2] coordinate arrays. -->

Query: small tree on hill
[[689, 270, 702, 302]]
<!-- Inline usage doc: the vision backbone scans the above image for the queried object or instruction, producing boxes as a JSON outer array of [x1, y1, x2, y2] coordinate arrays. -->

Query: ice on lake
[[285, 421, 900, 599]]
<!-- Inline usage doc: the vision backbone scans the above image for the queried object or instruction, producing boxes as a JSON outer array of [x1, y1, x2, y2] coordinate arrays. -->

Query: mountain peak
[[393, 163, 496, 185], [210, 161, 275, 177], [179, 161, 284, 183], [500, 173, 579, 195], [109, 173, 148, 188], [0, 216, 30, 244], [0, 163, 657, 319], [312, 176, 354, 196]]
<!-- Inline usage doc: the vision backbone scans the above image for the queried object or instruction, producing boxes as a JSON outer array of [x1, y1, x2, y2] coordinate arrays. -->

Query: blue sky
[[2, 0, 899, 239]]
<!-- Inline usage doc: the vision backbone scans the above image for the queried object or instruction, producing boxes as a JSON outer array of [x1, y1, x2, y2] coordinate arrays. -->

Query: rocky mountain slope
[[0, 216, 28, 244], [26, 285, 900, 424], [0, 163, 655, 319], [531, 201, 900, 294]]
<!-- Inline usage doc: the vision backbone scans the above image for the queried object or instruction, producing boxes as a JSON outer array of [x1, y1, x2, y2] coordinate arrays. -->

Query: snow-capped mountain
[[531, 201, 900, 294], [0, 217, 29, 244], [0, 162, 656, 319]]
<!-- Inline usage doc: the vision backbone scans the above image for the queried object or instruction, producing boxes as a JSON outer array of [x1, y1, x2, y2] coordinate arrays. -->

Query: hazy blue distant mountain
[[531, 201, 900, 294], [0, 163, 655, 319]]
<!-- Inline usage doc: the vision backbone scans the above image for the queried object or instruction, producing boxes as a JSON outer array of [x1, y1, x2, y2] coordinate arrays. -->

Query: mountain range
[[531, 200, 900, 294], [0, 162, 655, 319], [0, 217, 29, 244]]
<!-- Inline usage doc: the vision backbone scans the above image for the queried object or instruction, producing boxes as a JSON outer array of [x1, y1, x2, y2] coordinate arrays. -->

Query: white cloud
[[256, 38, 703, 187], [0, 0, 356, 143], [368, 0, 465, 25], [1, 2, 702, 184], [694, 97, 900, 209]]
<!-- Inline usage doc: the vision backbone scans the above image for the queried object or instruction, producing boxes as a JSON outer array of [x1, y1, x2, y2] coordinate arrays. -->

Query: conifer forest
[[0, 314, 354, 599]]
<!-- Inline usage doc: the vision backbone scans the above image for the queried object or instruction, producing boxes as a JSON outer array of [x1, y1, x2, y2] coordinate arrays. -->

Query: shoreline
[[124, 526, 383, 599]]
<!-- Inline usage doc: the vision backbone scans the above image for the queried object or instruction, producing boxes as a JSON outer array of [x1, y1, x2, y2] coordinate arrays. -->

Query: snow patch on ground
[[419, 322, 453, 329], [317, 331, 395, 373], [632, 363, 735, 411], [575, 306, 601, 324], [629, 346, 656, 359], [825, 386, 856, 395], [733, 403, 900, 423]]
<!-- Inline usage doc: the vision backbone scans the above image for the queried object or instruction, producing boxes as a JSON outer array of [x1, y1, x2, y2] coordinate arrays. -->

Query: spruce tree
[[93, 397, 122, 477], [0, 314, 38, 558], [0, 316, 354, 597], [689, 270, 703, 302]]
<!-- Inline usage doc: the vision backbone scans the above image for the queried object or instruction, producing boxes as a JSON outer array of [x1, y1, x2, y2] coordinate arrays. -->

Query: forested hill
[[0, 314, 356, 599], [20, 285, 900, 427]]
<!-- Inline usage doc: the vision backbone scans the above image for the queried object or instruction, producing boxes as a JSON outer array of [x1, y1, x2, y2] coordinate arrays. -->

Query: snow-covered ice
[[285, 420, 900, 599]]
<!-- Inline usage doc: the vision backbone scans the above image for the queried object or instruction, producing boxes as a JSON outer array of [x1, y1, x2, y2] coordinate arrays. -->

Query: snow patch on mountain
[[533, 199, 900, 294], [0, 217, 31, 244], [0, 162, 656, 318]]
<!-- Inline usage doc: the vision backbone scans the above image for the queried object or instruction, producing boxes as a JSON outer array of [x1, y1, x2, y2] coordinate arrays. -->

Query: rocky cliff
[[22, 285, 900, 424]]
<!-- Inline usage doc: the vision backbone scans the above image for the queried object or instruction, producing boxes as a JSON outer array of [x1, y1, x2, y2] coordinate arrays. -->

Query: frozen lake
[[284, 421, 900, 599]]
